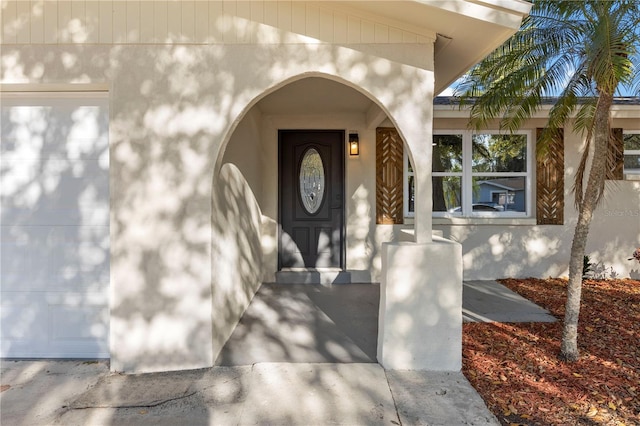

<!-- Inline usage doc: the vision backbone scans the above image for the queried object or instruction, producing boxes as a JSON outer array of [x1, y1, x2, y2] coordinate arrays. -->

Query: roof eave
[[337, 1, 531, 94]]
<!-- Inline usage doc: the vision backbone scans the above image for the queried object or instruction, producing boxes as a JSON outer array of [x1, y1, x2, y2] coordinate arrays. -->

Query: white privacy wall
[[0, 93, 110, 358]]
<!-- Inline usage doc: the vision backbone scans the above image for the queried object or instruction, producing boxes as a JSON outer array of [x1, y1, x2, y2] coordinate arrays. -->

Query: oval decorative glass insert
[[299, 148, 325, 214]]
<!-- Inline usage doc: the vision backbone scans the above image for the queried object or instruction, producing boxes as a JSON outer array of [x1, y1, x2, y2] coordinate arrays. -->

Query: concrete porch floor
[[215, 283, 379, 365], [216, 280, 555, 366]]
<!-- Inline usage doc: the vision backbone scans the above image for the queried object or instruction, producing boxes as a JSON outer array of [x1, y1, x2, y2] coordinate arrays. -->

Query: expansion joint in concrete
[[383, 369, 403, 426]]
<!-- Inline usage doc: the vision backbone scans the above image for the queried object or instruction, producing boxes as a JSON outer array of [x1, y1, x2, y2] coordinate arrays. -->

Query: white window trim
[[623, 130, 640, 178], [404, 129, 534, 219]]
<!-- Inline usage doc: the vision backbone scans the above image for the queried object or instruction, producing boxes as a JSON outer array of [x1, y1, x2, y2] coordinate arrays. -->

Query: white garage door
[[1, 92, 109, 358]]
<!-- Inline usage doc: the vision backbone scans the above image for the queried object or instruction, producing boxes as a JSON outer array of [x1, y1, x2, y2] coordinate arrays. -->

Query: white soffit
[[339, 0, 532, 94]]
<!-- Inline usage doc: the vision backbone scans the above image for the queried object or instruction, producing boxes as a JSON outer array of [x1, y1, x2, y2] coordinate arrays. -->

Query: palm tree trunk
[[561, 91, 613, 361]]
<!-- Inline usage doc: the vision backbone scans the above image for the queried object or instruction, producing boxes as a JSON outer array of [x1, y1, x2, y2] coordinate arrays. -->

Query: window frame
[[404, 129, 534, 219], [623, 130, 640, 176], [403, 149, 415, 218]]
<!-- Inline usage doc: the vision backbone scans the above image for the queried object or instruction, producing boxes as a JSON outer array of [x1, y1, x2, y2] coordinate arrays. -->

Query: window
[[623, 131, 640, 176], [403, 153, 415, 217], [431, 133, 463, 214], [404, 131, 533, 217]]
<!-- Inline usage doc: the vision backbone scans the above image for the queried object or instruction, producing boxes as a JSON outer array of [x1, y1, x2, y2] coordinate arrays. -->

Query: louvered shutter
[[376, 127, 404, 224], [536, 128, 564, 225]]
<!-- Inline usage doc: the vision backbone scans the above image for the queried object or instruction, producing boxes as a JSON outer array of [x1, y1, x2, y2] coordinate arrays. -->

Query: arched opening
[[212, 75, 412, 364], [216, 74, 411, 284]]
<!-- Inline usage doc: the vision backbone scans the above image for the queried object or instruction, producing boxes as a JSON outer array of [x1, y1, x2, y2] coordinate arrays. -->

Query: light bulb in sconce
[[349, 132, 359, 156]]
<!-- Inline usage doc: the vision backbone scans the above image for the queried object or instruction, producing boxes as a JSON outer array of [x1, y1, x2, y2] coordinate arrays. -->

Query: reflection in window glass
[[433, 134, 463, 172], [433, 176, 462, 212], [408, 175, 415, 213], [624, 134, 640, 150], [431, 134, 464, 215], [624, 155, 640, 170], [624, 133, 640, 174], [472, 134, 527, 173], [472, 176, 526, 213], [405, 131, 531, 218]]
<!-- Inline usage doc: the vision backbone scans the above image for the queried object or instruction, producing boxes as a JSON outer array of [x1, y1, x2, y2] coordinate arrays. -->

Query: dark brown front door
[[279, 130, 345, 269]]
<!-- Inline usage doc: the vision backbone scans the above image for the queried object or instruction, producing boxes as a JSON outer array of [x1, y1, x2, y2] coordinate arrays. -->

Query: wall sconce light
[[349, 132, 359, 156]]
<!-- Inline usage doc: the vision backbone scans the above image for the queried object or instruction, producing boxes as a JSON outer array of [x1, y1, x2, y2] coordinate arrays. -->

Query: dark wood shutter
[[536, 128, 564, 225], [376, 127, 404, 224], [606, 128, 624, 180]]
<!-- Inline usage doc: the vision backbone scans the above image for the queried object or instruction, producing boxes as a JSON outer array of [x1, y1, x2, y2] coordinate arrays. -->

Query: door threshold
[[275, 269, 351, 285], [280, 267, 344, 272]]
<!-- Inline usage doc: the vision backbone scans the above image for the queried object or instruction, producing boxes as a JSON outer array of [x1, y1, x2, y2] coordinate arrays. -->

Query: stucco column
[[376, 65, 464, 371], [390, 69, 434, 243], [410, 141, 433, 243], [377, 238, 462, 370]]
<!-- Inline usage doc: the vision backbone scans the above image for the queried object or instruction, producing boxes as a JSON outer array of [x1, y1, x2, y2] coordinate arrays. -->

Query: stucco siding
[[1, 38, 434, 372], [222, 107, 264, 202], [211, 162, 264, 365]]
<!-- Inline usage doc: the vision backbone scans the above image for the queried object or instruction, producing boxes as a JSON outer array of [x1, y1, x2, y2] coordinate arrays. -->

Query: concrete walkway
[[1, 360, 499, 426], [462, 280, 556, 323], [1, 281, 554, 425]]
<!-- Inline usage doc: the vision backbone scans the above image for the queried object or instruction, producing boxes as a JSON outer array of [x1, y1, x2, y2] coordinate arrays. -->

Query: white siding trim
[[0, 83, 109, 93], [1, 0, 433, 45]]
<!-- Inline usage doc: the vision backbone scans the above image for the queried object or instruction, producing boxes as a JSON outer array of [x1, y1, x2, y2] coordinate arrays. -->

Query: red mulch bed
[[462, 278, 640, 426]]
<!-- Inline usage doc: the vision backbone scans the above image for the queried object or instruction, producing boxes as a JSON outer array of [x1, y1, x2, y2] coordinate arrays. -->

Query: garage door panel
[[49, 304, 109, 347], [1, 227, 56, 290], [1, 293, 109, 358], [1, 226, 109, 292], [1, 93, 109, 359], [1, 158, 109, 226], [1, 102, 108, 158], [0, 300, 47, 342]]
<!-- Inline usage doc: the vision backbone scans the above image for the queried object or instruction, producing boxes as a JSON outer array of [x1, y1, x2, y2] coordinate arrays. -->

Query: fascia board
[[434, 104, 640, 119], [416, 0, 532, 29]]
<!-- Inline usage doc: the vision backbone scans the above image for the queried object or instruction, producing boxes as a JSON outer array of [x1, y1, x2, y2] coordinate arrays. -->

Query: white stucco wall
[[1, 39, 435, 372], [211, 162, 264, 365], [115, 43, 434, 372], [222, 107, 265, 200]]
